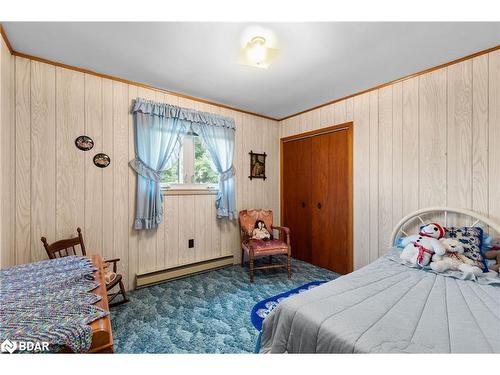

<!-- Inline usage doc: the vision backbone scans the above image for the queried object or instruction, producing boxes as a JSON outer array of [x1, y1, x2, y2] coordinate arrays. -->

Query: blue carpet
[[111, 258, 339, 353]]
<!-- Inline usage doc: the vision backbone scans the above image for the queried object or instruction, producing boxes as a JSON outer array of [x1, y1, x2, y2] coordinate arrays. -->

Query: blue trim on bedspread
[[250, 280, 326, 333], [251, 281, 327, 353]]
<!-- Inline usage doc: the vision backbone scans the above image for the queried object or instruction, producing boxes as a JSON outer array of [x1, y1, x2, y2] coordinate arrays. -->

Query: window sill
[[161, 185, 219, 196]]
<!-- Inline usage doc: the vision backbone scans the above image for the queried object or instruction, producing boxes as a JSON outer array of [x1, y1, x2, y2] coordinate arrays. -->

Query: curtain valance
[[132, 97, 236, 130]]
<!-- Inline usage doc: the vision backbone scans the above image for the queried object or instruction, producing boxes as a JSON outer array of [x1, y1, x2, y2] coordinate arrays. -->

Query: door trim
[[280, 122, 353, 273]]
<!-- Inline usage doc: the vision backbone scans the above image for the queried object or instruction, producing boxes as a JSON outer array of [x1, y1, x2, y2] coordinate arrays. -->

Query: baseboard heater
[[135, 255, 234, 288]]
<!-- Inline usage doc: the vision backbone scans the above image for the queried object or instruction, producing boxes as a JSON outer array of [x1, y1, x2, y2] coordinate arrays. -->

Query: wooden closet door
[[311, 129, 351, 274], [282, 138, 312, 262]]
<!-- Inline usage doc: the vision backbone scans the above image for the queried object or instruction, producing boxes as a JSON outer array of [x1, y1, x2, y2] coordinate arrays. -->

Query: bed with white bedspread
[[260, 208, 500, 353]]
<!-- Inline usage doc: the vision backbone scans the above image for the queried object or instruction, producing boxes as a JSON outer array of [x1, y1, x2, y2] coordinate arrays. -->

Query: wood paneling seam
[[486, 54, 490, 219]]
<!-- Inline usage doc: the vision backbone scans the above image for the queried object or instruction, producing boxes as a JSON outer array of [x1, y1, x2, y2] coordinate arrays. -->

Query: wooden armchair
[[239, 209, 291, 282], [41, 228, 129, 307]]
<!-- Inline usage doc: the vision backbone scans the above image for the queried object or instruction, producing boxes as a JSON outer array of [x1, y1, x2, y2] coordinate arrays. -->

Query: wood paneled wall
[[2, 35, 498, 286], [3, 56, 279, 290], [0, 36, 15, 269], [279, 50, 500, 270]]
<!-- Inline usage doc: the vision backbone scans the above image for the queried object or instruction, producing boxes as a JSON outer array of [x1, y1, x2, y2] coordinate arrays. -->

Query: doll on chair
[[252, 220, 272, 241]]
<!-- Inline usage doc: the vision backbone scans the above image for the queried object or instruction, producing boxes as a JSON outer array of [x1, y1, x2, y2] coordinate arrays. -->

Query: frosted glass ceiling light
[[240, 28, 278, 69], [246, 36, 268, 66]]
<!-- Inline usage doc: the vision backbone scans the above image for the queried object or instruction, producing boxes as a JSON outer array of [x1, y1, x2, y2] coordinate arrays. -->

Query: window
[[193, 136, 219, 184], [160, 133, 219, 188]]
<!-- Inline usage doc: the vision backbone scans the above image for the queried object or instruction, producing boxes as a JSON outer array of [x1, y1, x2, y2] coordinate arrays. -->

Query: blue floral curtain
[[130, 98, 236, 230]]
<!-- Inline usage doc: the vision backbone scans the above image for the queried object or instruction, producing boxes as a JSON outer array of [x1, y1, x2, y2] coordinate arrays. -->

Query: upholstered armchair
[[239, 209, 291, 282]]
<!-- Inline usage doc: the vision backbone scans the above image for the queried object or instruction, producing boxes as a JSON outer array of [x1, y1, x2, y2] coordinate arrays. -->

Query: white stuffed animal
[[430, 238, 483, 276], [400, 223, 446, 266]]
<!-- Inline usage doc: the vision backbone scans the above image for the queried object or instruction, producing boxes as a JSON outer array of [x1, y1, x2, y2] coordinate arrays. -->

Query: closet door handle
[[301, 202, 306, 208], [317, 202, 322, 209]]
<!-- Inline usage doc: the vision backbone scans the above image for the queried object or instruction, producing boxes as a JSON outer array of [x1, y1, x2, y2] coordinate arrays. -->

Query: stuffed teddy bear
[[430, 238, 483, 276], [252, 220, 271, 240], [400, 223, 446, 266]]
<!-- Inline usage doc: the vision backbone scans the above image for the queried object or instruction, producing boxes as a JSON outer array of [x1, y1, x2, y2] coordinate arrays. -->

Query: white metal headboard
[[390, 207, 500, 247]]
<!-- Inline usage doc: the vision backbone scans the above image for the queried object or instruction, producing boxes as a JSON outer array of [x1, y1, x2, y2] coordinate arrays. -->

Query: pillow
[[485, 259, 497, 269], [395, 237, 405, 248], [445, 227, 488, 272], [481, 235, 495, 268], [481, 233, 496, 252]]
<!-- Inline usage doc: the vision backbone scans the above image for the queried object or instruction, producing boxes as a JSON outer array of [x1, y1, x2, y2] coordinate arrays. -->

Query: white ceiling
[[4, 22, 500, 119]]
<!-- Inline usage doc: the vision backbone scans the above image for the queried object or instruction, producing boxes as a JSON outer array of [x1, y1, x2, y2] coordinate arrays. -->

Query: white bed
[[260, 208, 500, 353]]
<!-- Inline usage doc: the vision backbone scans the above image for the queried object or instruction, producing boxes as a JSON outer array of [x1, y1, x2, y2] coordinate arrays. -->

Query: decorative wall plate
[[93, 153, 111, 168], [75, 135, 94, 151]]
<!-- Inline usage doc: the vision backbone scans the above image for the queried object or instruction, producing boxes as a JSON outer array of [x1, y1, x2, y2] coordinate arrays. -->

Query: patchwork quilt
[[0, 256, 108, 353]]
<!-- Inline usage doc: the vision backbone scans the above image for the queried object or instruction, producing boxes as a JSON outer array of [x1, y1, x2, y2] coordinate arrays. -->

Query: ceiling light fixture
[[240, 28, 278, 69], [246, 36, 268, 67]]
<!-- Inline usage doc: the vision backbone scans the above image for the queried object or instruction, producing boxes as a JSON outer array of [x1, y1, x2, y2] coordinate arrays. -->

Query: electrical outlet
[[188, 239, 194, 248]]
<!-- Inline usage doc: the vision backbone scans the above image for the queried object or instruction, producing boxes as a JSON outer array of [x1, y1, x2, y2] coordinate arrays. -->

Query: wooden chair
[[41, 227, 129, 307], [239, 209, 291, 282]]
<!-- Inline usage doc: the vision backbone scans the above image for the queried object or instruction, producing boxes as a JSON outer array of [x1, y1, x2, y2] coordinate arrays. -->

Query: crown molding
[[0, 24, 14, 54], [2, 23, 498, 123], [0, 23, 279, 122], [280, 44, 500, 121]]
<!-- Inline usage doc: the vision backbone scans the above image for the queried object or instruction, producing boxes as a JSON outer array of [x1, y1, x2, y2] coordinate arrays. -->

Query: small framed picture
[[93, 153, 111, 168], [75, 135, 94, 151], [249, 151, 266, 180]]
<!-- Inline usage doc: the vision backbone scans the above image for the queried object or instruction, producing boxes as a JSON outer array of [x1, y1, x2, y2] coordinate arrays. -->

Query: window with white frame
[[160, 132, 219, 188]]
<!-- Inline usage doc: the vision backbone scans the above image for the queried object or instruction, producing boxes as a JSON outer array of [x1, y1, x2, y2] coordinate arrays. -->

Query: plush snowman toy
[[400, 223, 446, 266], [430, 238, 483, 276]]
